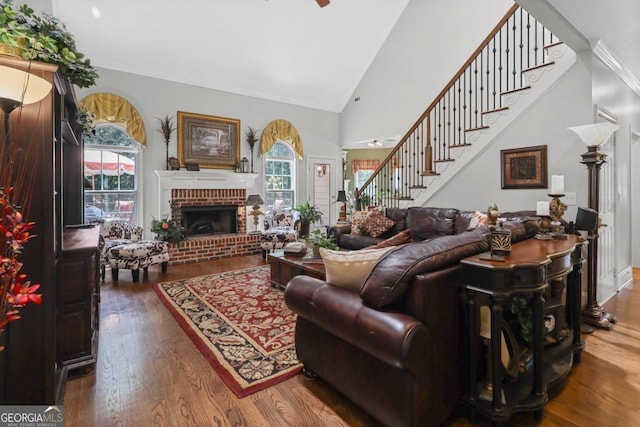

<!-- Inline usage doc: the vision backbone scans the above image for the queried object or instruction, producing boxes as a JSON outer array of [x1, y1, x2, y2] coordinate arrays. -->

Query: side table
[[460, 235, 586, 425]]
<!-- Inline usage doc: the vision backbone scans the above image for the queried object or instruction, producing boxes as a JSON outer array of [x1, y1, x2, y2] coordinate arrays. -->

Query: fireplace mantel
[[154, 170, 259, 219]]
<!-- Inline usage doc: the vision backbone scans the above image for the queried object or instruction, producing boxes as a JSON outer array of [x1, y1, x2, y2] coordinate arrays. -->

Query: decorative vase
[[312, 244, 321, 257], [299, 222, 311, 238]]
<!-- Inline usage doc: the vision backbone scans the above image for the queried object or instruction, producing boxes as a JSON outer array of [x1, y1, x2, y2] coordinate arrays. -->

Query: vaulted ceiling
[[52, 0, 409, 113], [51, 0, 639, 114]]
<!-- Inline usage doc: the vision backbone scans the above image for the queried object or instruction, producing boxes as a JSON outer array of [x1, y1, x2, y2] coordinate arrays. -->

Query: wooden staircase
[[355, 5, 577, 210]]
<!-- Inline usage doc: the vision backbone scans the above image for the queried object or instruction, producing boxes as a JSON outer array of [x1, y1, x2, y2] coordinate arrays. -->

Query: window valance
[[79, 93, 147, 146], [352, 159, 379, 172], [259, 119, 303, 159]]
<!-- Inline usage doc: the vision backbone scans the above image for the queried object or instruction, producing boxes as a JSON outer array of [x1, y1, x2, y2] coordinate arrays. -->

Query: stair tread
[[465, 126, 489, 132], [522, 61, 555, 73], [482, 106, 509, 115], [434, 158, 455, 163], [502, 85, 531, 95]]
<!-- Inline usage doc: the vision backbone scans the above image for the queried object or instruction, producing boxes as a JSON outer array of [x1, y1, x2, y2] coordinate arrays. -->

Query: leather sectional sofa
[[285, 207, 539, 427]]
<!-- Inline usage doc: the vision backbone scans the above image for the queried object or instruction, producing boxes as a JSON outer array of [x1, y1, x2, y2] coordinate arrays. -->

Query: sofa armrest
[[328, 223, 352, 246], [285, 275, 429, 375]]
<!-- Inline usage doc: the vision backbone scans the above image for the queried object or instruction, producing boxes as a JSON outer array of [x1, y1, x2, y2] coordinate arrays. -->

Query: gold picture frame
[[177, 111, 240, 169], [501, 145, 548, 189]]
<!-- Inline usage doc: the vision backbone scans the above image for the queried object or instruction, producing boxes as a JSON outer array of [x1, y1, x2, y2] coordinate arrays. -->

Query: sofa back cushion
[[360, 229, 490, 309], [406, 207, 459, 241]]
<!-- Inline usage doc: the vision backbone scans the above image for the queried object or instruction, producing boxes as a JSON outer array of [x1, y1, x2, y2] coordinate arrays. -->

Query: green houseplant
[[304, 228, 338, 257], [0, 0, 98, 88], [294, 201, 322, 237], [151, 217, 185, 245]]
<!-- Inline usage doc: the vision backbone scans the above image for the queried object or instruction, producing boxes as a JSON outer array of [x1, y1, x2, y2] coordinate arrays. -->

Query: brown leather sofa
[[284, 211, 538, 427], [329, 206, 480, 250]]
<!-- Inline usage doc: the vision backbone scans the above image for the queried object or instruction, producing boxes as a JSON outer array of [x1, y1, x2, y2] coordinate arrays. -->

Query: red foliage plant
[[0, 186, 42, 351]]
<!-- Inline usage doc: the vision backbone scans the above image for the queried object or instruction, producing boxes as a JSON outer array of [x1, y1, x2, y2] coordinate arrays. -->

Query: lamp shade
[[0, 65, 52, 113], [567, 122, 619, 147], [245, 194, 264, 206], [337, 190, 347, 202]]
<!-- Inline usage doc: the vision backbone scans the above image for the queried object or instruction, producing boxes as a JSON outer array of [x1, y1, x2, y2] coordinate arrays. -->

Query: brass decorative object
[[480, 204, 511, 261], [549, 195, 567, 234]]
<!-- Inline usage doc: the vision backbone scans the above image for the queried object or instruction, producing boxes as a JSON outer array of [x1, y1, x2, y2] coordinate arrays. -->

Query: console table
[[461, 235, 586, 424]]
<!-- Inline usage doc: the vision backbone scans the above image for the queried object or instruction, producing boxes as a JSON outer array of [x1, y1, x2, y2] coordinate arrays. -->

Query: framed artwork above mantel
[[177, 111, 240, 169], [500, 145, 548, 189]]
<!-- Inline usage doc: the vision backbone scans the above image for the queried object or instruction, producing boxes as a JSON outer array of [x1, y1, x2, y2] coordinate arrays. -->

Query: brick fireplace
[[155, 170, 261, 265]]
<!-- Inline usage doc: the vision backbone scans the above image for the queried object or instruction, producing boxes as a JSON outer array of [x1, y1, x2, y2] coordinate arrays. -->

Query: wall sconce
[[0, 65, 52, 141], [316, 164, 326, 178], [245, 194, 265, 233], [567, 121, 619, 330]]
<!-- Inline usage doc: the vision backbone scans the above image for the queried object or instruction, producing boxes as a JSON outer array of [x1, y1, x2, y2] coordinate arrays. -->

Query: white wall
[[339, 0, 514, 145], [76, 68, 341, 233]]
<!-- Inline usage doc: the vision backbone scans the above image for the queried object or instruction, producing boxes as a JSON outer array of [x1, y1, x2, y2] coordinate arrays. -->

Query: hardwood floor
[[63, 257, 640, 426]]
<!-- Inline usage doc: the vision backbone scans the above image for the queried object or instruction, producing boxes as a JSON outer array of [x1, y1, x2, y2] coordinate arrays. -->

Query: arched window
[[83, 124, 140, 222], [264, 141, 296, 212]]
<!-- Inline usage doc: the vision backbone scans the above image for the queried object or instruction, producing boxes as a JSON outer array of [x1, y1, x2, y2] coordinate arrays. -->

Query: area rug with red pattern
[[153, 266, 301, 398]]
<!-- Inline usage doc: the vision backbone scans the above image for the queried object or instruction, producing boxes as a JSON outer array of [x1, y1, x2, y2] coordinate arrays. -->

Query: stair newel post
[[424, 114, 435, 175]]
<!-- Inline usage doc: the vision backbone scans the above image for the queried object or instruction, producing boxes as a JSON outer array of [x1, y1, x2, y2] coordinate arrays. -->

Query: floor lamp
[[0, 64, 52, 140], [567, 122, 619, 330]]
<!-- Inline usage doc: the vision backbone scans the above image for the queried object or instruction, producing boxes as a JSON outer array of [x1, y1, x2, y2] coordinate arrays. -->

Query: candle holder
[[548, 193, 568, 235]]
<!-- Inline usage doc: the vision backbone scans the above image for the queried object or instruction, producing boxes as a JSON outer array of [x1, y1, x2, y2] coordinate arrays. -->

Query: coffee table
[[268, 252, 325, 289]]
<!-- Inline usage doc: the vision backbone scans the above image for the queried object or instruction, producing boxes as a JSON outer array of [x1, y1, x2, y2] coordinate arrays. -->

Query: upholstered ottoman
[[108, 240, 170, 282]]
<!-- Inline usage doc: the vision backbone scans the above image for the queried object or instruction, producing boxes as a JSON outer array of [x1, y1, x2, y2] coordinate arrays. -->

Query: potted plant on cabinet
[[304, 228, 338, 257], [0, 0, 98, 88], [294, 201, 322, 238]]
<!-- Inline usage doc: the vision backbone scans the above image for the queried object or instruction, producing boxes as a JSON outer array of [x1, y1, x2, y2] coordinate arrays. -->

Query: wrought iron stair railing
[[355, 4, 557, 209]]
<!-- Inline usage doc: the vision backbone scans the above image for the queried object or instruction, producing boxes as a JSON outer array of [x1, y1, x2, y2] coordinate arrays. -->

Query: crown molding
[[592, 39, 640, 97]]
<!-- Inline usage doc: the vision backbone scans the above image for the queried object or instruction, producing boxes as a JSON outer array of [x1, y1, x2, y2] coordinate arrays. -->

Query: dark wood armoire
[[0, 55, 90, 404]]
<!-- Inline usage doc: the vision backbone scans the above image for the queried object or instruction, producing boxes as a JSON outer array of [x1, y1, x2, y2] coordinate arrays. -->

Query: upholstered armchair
[[99, 220, 170, 282], [259, 209, 300, 259]]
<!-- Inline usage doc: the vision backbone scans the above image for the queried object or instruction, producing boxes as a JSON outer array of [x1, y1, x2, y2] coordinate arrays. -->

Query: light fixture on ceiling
[[316, 0, 330, 7], [368, 139, 383, 148]]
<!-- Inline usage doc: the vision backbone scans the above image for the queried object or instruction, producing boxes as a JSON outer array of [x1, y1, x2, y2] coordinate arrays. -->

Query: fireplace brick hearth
[[168, 188, 261, 264]]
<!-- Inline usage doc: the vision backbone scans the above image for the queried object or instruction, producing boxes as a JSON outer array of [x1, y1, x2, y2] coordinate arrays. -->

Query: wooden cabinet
[[59, 227, 100, 373], [460, 235, 586, 425], [0, 56, 85, 404]]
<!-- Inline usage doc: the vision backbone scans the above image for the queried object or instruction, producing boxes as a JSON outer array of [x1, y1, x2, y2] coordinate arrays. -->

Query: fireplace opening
[[181, 205, 238, 236]]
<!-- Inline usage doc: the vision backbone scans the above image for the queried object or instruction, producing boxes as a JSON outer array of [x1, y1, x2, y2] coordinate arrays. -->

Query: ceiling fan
[[316, 0, 330, 7]]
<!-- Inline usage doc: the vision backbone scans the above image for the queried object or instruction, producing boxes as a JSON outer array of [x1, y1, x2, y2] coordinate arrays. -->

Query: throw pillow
[[369, 229, 412, 248], [468, 211, 488, 230], [320, 246, 394, 292], [350, 207, 383, 236], [351, 210, 370, 235], [360, 210, 396, 237]]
